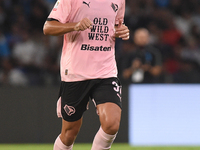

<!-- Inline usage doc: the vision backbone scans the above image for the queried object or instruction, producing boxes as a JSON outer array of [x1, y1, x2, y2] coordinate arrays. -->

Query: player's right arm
[[43, 18, 93, 36]]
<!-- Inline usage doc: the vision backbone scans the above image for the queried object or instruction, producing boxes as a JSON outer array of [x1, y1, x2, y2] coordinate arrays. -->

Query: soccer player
[[43, 0, 129, 149]]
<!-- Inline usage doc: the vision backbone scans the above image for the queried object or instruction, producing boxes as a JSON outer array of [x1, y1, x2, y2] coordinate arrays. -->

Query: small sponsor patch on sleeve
[[65, 69, 68, 75], [53, 0, 60, 11]]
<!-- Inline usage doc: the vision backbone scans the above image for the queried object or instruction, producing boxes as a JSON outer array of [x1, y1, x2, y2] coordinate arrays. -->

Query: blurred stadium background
[[0, 0, 200, 149]]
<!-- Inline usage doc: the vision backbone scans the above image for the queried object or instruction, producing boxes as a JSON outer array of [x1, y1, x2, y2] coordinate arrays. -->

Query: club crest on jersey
[[64, 105, 76, 116], [111, 3, 118, 12], [53, 0, 60, 11]]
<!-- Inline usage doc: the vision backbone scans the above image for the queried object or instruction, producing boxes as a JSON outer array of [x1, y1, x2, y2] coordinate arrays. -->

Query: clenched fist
[[74, 18, 93, 31]]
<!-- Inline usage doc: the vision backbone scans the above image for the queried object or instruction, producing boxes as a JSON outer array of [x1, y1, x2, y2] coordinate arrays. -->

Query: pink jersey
[[48, 0, 125, 82]]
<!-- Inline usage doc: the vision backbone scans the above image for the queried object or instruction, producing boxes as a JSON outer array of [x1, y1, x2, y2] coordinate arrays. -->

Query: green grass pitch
[[0, 143, 200, 150]]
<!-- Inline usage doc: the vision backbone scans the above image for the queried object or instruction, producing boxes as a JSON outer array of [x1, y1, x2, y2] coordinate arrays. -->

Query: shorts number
[[112, 81, 122, 95]]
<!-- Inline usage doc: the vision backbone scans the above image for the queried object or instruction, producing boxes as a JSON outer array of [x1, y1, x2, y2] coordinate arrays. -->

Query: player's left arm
[[114, 0, 129, 40], [115, 21, 129, 40]]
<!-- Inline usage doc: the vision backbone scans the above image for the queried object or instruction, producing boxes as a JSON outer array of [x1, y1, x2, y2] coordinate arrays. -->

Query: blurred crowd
[[118, 0, 200, 84], [0, 0, 61, 86], [1, 0, 200, 86]]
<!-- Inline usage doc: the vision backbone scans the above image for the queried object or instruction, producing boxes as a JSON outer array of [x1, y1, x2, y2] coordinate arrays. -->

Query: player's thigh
[[92, 77, 122, 134], [97, 102, 121, 124], [97, 102, 121, 134]]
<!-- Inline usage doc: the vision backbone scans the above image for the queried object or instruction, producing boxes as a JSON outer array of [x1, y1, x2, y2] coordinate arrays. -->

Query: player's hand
[[74, 18, 93, 31], [115, 20, 129, 40]]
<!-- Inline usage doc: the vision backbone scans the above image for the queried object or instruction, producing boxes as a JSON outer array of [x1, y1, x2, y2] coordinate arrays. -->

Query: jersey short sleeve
[[115, 0, 125, 25], [48, 0, 72, 23]]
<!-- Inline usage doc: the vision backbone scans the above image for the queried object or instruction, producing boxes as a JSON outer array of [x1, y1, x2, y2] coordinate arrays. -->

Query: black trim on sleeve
[[47, 18, 59, 22]]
